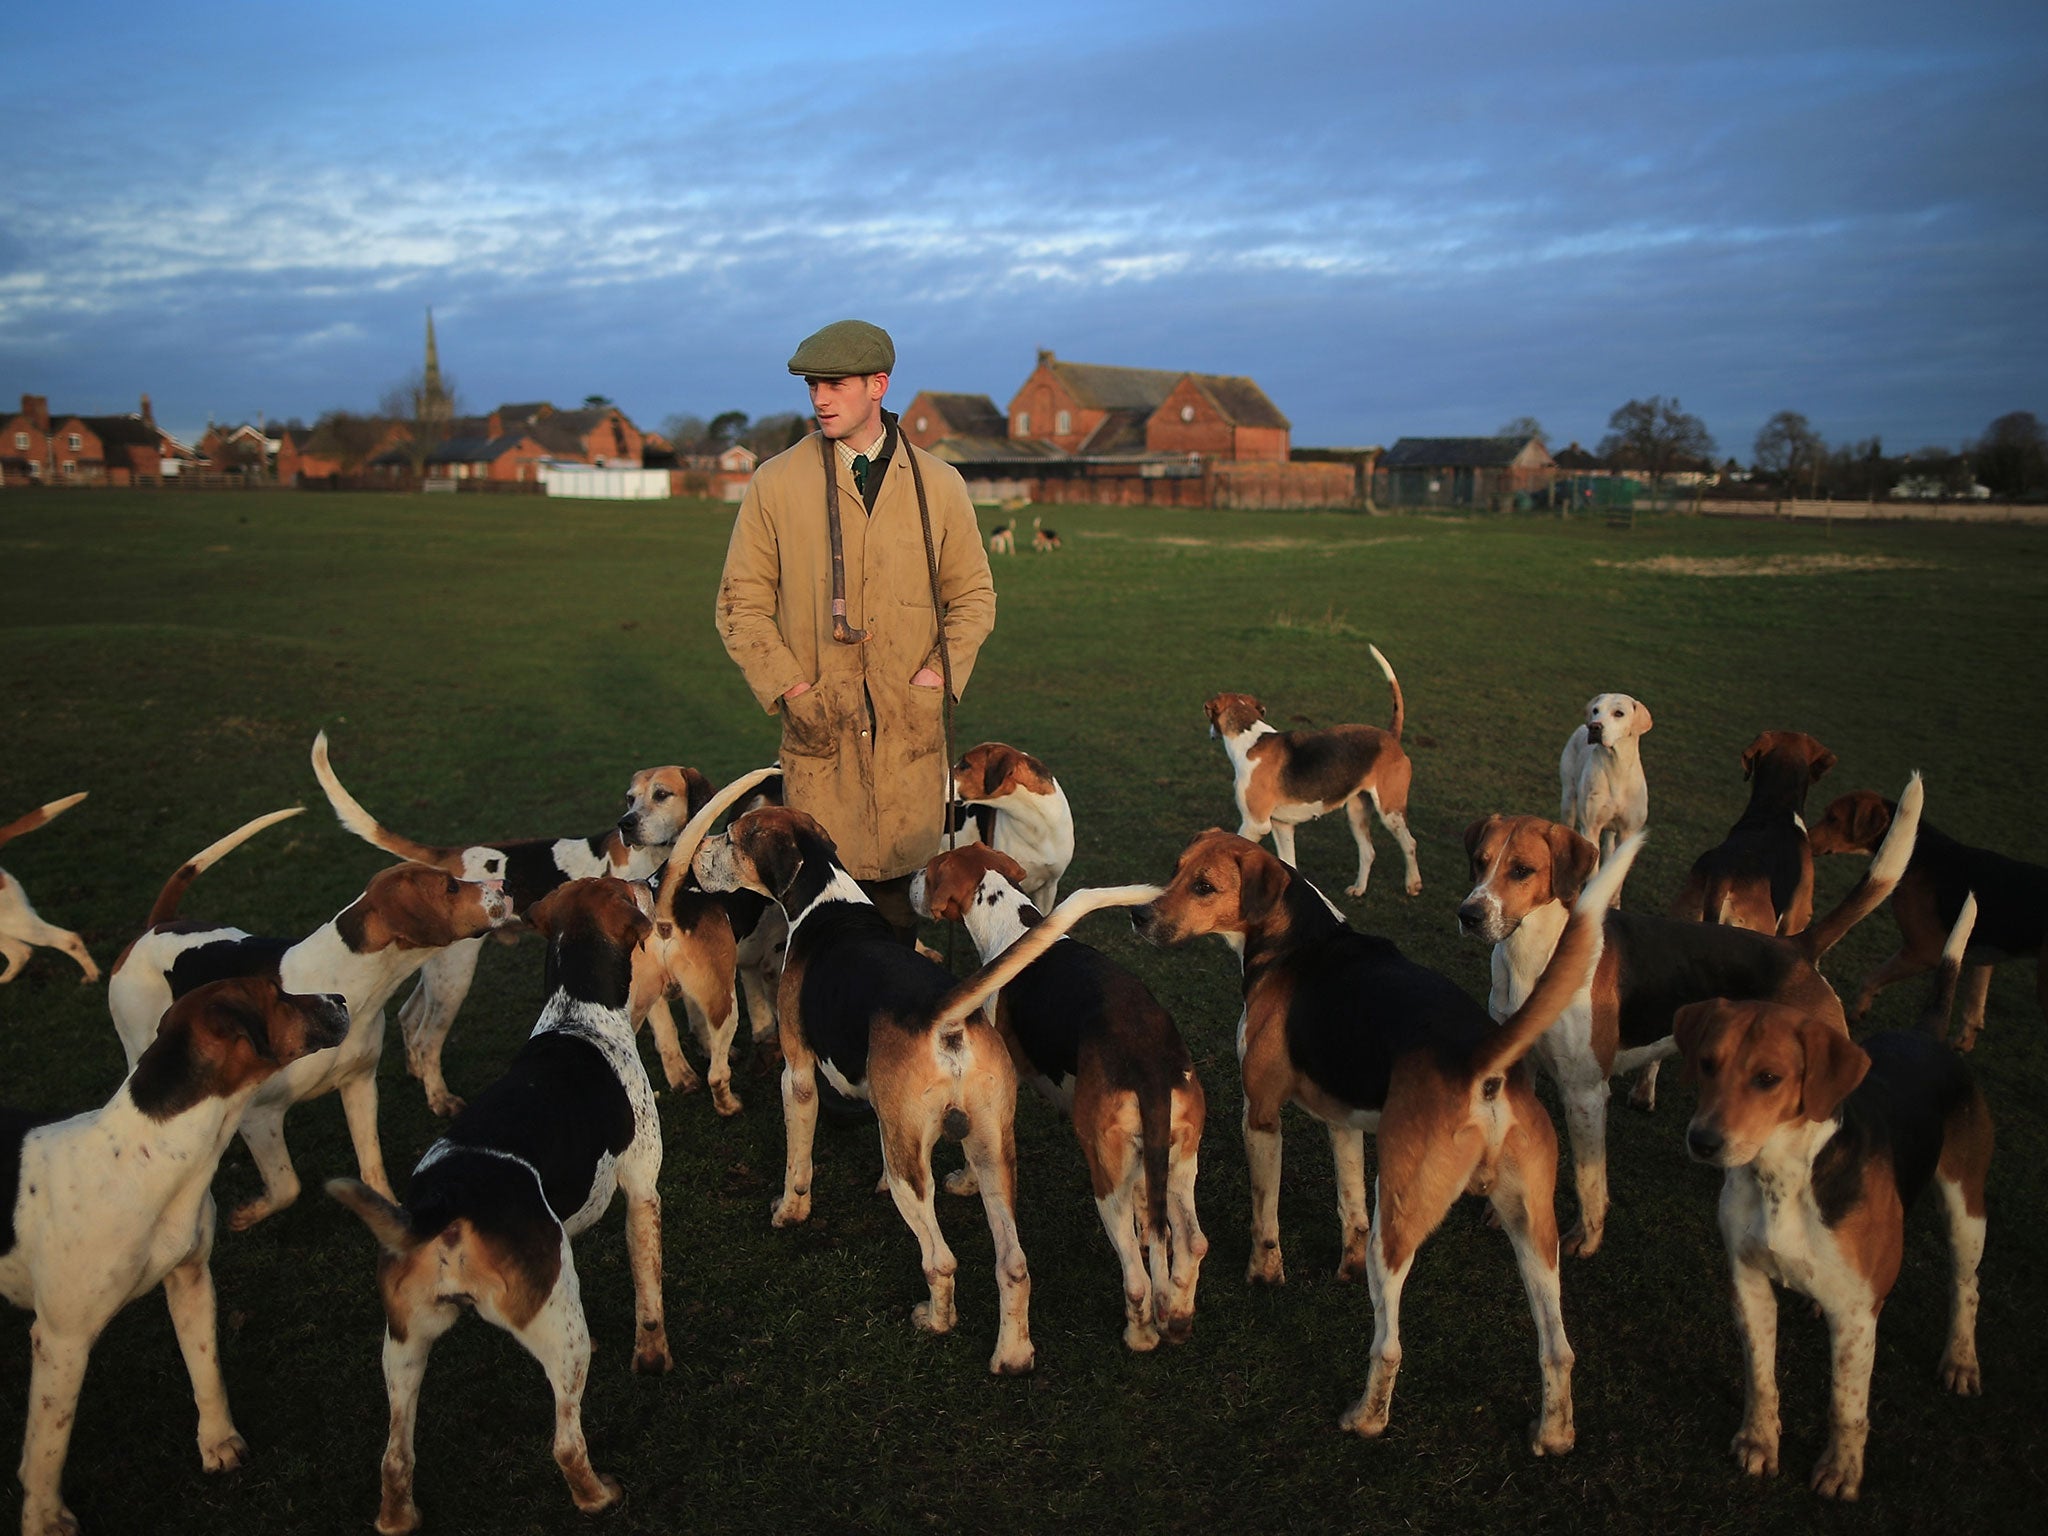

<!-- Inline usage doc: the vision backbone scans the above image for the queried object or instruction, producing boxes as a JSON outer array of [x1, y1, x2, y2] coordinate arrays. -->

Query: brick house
[[491, 402, 644, 467], [1004, 352, 1291, 461], [424, 430, 553, 483], [2, 395, 52, 484]]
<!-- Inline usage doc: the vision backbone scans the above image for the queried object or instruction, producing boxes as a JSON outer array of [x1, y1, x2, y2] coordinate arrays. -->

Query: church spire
[[420, 307, 450, 423]]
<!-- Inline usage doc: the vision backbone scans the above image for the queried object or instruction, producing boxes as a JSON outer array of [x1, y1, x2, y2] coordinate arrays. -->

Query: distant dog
[[1672, 730, 1836, 933], [5, 977, 348, 1536], [1676, 997, 1991, 1501], [1032, 516, 1061, 551], [0, 793, 99, 985], [1810, 788, 2048, 1046], [312, 731, 708, 1115], [913, 845, 1206, 1350], [108, 808, 512, 1229], [1558, 693, 1653, 866], [947, 742, 1075, 910], [1205, 643, 1421, 899], [328, 878, 674, 1534], [988, 521, 1016, 556]]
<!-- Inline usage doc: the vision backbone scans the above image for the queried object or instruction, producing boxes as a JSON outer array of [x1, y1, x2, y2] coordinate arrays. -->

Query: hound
[[1676, 991, 1992, 1501], [1134, 828, 1639, 1452], [1810, 788, 2048, 1047], [988, 521, 1016, 556], [912, 845, 1206, 1350], [691, 802, 1159, 1374], [311, 731, 725, 1115], [1205, 644, 1421, 899], [107, 809, 511, 1230], [5, 978, 348, 1536], [1672, 730, 1836, 934], [1032, 516, 1061, 551], [947, 742, 1076, 910], [327, 877, 680, 1535], [0, 793, 99, 985], [1557, 692, 1653, 866], [1458, 773, 1921, 1258]]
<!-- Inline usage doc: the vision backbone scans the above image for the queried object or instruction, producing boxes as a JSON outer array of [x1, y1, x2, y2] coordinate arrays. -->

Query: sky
[[3, 0, 2044, 458]]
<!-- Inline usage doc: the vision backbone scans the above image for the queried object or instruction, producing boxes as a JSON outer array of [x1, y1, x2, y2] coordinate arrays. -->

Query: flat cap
[[787, 319, 895, 378]]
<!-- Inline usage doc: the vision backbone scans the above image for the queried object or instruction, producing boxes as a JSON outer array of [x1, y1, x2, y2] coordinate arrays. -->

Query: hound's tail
[[0, 792, 88, 852], [933, 884, 1165, 1030], [325, 1178, 426, 1255], [1923, 891, 1979, 1043], [653, 766, 782, 920], [1467, 834, 1641, 1081], [1140, 1075, 1173, 1247], [1799, 772, 1921, 962], [309, 730, 463, 870], [146, 807, 304, 926], [1369, 644, 1405, 741]]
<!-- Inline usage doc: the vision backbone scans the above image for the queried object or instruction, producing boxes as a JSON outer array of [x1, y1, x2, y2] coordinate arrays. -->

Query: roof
[[1382, 436, 1538, 470], [426, 432, 537, 465], [495, 401, 553, 424], [1551, 442, 1605, 471], [927, 435, 1068, 466], [78, 414, 160, 451], [1076, 410, 1151, 455], [919, 393, 1006, 437], [1038, 354, 1290, 429]]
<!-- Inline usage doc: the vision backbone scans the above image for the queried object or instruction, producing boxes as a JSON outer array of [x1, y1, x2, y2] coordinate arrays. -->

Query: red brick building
[[491, 402, 645, 466]]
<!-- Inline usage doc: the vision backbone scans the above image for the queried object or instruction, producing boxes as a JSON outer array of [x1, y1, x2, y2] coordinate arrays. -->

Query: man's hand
[[782, 681, 812, 700], [910, 667, 943, 689]]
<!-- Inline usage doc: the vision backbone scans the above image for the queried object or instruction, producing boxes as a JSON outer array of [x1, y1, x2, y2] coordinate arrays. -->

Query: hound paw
[[1404, 876, 1423, 897], [942, 1167, 981, 1197], [1562, 1221, 1603, 1259], [711, 1083, 743, 1117], [1246, 1243, 1286, 1285], [1941, 1353, 1982, 1396], [1730, 1428, 1780, 1478], [573, 1474, 626, 1515], [1338, 1398, 1390, 1438], [226, 1198, 278, 1233], [26, 1507, 82, 1536], [1529, 1417, 1575, 1457], [665, 1066, 703, 1094], [632, 1340, 673, 1376], [200, 1432, 250, 1472], [769, 1194, 811, 1227], [990, 1347, 1036, 1376], [1345, 882, 1370, 898], [1626, 1079, 1659, 1114], [426, 1090, 466, 1118], [1810, 1449, 1862, 1501], [911, 1300, 956, 1335]]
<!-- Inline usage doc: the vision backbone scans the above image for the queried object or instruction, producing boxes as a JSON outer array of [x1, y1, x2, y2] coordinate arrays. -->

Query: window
[[1180, 405, 1195, 422], [62, 460, 77, 476], [11, 432, 25, 450], [67, 432, 81, 450], [1017, 412, 1031, 437], [1055, 410, 1071, 435]]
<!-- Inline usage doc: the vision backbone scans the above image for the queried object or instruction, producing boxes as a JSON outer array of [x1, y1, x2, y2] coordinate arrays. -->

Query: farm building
[[1375, 435, 1558, 508]]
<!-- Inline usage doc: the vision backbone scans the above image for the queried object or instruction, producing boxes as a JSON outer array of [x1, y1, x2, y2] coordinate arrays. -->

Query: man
[[716, 319, 997, 943]]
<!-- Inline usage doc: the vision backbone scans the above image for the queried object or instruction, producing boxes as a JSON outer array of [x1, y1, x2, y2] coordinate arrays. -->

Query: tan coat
[[716, 429, 997, 880]]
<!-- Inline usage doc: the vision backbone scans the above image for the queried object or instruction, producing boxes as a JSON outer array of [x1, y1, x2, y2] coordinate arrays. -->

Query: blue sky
[[4, 0, 2043, 457]]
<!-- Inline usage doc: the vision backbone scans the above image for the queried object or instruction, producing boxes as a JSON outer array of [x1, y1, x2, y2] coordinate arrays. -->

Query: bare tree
[[1974, 411, 2047, 500], [660, 414, 709, 454], [1598, 396, 1716, 505], [378, 368, 462, 477], [1497, 416, 1546, 446], [742, 413, 809, 457], [306, 410, 388, 475], [1753, 410, 1826, 499]]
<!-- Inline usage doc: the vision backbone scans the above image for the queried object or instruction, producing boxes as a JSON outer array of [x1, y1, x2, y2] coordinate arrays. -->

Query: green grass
[[2, 490, 2045, 1534]]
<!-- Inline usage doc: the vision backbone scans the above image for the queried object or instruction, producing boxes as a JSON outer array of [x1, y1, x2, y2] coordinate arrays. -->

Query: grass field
[[2, 489, 2044, 1535]]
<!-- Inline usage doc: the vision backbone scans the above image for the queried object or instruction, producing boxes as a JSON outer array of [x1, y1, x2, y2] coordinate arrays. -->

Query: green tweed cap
[[787, 319, 895, 378]]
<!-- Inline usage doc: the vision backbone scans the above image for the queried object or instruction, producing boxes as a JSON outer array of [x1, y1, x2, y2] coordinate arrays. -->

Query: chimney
[[24, 394, 49, 432], [140, 393, 155, 427], [1036, 349, 1055, 369]]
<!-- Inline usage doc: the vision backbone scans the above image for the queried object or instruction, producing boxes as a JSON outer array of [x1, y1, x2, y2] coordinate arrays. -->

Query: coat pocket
[[901, 680, 947, 762], [780, 681, 843, 760]]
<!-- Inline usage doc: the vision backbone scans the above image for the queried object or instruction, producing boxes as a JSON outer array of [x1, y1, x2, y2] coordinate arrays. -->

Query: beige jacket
[[716, 428, 997, 880]]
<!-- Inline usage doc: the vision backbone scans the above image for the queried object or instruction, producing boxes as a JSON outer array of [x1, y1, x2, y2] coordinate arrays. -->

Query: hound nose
[[1586, 723, 1603, 742], [1130, 904, 1155, 933], [1686, 1125, 1724, 1162], [1456, 901, 1486, 933]]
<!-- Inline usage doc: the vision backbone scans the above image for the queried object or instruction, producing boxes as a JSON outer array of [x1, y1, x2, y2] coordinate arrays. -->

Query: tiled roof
[[1382, 436, 1532, 470], [1042, 356, 1289, 429], [922, 393, 1006, 436], [927, 436, 1068, 466]]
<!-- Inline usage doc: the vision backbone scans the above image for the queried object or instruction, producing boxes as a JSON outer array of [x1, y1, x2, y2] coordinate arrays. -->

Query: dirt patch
[[1079, 531, 1416, 553], [1594, 554, 1939, 578]]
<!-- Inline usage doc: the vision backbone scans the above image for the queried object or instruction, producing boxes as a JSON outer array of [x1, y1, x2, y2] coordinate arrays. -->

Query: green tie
[[851, 454, 870, 496]]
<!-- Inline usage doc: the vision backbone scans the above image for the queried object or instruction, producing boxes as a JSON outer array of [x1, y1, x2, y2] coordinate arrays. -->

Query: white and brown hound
[[947, 742, 1075, 911], [1134, 828, 1638, 1452], [107, 808, 511, 1230], [912, 844, 1206, 1350], [1676, 993, 1991, 1500], [1672, 730, 1837, 933], [988, 521, 1016, 555], [311, 731, 718, 1115], [1458, 773, 1921, 1258], [328, 877, 675, 1534], [1810, 788, 2048, 1048], [0, 793, 99, 986], [1205, 644, 1421, 900], [1031, 516, 1061, 551], [4, 977, 348, 1536], [692, 803, 1158, 1374], [1558, 692, 1653, 867]]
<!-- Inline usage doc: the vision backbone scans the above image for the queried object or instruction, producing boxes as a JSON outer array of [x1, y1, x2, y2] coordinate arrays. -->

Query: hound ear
[[683, 769, 715, 820], [1740, 737, 1765, 781], [525, 887, 565, 936], [1632, 700, 1652, 733], [1238, 851, 1288, 924], [1854, 796, 1895, 847], [1671, 1000, 1721, 1083], [1799, 1019, 1869, 1122], [1810, 748, 1838, 783], [1462, 816, 1497, 859], [983, 748, 1012, 799], [1546, 822, 1599, 905], [742, 820, 804, 901]]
